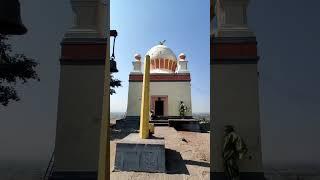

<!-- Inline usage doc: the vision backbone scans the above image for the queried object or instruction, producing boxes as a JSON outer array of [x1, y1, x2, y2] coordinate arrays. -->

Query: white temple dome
[[146, 44, 178, 73], [146, 44, 177, 62]]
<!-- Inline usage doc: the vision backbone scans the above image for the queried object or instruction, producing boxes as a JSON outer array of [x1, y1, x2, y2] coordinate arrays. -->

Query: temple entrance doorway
[[151, 96, 168, 119], [155, 97, 164, 116]]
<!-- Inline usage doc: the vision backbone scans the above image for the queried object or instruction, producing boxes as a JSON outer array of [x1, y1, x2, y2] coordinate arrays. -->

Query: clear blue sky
[[110, 0, 210, 113]]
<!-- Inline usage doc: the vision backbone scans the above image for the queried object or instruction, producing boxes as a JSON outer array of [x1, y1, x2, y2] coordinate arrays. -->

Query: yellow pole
[[98, 43, 110, 180], [98, 45, 110, 180], [98, 7, 110, 179], [139, 55, 151, 139]]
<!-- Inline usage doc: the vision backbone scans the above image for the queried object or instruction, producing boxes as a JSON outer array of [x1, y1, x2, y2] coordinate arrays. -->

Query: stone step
[[115, 119, 139, 130], [150, 120, 168, 123], [124, 117, 140, 121], [153, 122, 169, 126]]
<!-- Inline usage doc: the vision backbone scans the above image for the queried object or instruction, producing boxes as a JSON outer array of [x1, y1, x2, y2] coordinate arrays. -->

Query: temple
[[126, 43, 192, 120]]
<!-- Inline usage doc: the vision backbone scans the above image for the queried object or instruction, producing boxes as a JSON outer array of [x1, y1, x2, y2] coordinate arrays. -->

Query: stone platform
[[168, 119, 200, 131], [114, 117, 140, 130], [114, 133, 166, 173]]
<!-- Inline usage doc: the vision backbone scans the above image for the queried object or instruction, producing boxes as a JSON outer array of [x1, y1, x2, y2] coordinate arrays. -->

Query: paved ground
[[110, 126, 210, 180]]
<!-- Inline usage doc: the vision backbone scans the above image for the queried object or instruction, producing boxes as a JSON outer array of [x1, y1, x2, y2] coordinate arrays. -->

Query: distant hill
[[193, 112, 210, 121], [110, 112, 126, 124]]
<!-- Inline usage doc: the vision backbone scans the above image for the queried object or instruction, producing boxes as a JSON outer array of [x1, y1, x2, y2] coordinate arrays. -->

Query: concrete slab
[[114, 133, 166, 173]]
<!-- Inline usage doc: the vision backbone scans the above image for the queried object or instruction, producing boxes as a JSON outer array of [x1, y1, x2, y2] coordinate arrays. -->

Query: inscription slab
[[114, 133, 166, 173]]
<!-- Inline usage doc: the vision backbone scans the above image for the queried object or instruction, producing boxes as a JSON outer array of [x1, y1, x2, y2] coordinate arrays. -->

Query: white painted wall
[[211, 63, 263, 172], [53, 0, 109, 173], [126, 81, 192, 117], [54, 65, 104, 171], [64, 0, 107, 38], [216, 0, 255, 37], [126, 81, 142, 116]]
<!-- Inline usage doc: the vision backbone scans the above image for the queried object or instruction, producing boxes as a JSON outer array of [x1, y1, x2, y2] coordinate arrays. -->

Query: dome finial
[[179, 53, 186, 60], [134, 53, 141, 61], [159, 40, 166, 45]]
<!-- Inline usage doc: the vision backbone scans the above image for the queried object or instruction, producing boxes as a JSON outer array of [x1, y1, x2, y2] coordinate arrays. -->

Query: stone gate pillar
[[51, 0, 109, 179], [211, 0, 264, 179]]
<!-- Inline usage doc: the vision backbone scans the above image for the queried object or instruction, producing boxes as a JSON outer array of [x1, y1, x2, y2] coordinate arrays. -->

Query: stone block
[[114, 133, 166, 173]]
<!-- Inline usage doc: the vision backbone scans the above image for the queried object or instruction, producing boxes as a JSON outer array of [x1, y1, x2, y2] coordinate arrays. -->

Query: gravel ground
[[110, 126, 210, 180]]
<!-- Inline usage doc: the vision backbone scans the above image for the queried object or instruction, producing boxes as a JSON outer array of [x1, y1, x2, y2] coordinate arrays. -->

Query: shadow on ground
[[110, 128, 138, 141], [165, 149, 190, 175], [184, 160, 210, 167]]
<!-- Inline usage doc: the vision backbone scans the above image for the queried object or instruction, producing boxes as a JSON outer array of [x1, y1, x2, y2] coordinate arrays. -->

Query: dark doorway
[[155, 98, 164, 116]]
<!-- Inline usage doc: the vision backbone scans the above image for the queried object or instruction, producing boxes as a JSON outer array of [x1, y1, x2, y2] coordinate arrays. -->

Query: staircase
[[150, 119, 169, 126]]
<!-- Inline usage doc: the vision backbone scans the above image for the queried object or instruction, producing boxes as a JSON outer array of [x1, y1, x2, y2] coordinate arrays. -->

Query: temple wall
[[212, 63, 263, 172], [54, 65, 104, 171], [211, 1, 264, 178], [126, 81, 142, 117], [126, 81, 192, 117]]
